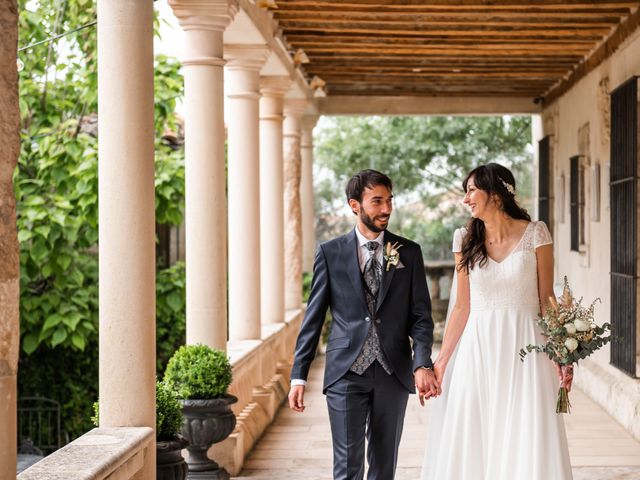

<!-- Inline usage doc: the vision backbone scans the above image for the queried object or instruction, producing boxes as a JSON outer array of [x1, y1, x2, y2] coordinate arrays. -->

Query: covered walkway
[[234, 356, 640, 480]]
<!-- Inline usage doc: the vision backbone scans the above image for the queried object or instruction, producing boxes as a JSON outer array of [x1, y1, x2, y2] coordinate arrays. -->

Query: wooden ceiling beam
[[310, 66, 569, 74], [293, 41, 595, 53], [325, 89, 544, 97], [325, 79, 553, 87], [315, 71, 562, 79], [275, 0, 638, 10], [301, 46, 592, 56], [304, 57, 582, 68], [306, 52, 581, 59], [282, 25, 612, 37], [275, 6, 632, 17], [285, 34, 602, 44], [277, 16, 621, 28]]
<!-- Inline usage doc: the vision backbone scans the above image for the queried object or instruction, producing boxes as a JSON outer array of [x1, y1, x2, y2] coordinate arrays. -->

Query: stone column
[[0, 3, 20, 477], [300, 115, 318, 274], [283, 100, 307, 311], [169, 0, 236, 351], [259, 77, 291, 325], [97, 0, 155, 478], [225, 45, 270, 340]]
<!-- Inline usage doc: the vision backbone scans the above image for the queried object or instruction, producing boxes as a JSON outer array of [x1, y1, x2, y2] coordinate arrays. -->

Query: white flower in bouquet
[[564, 338, 578, 352], [573, 319, 590, 332], [564, 323, 577, 335]]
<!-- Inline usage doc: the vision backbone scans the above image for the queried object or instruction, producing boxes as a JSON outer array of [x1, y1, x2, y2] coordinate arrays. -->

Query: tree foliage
[[16, 0, 186, 441], [313, 116, 533, 259]]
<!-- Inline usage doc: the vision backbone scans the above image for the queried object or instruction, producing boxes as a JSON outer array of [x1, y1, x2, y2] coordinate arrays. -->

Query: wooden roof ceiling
[[274, 0, 640, 104]]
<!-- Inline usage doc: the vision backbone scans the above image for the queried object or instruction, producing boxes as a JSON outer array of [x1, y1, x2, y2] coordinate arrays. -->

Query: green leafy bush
[[16, 0, 187, 444], [164, 344, 232, 399], [156, 380, 184, 441], [156, 262, 186, 373], [92, 380, 184, 441]]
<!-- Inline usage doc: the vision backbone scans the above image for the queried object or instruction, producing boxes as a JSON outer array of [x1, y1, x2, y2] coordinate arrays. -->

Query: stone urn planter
[[164, 344, 236, 480], [181, 395, 238, 479], [157, 437, 188, 480]]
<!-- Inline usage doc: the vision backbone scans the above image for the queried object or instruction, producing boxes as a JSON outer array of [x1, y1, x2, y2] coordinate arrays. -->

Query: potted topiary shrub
[[156, 380, 188, 480], [164, 344, 237, 480], [92, 380, 188, 480]]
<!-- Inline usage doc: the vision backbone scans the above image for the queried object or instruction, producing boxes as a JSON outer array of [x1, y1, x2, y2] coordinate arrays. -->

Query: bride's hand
[[561, 364, 574, 392], [554, 362, 574, 391]]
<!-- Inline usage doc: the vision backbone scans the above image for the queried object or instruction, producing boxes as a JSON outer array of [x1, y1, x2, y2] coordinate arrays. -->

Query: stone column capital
[[301, 115, 318, 149], [302, 114, 319, 132], [260, 76, 292, 98], [225, 45, 271, 71], [284, 99, 308, 118], [168, 0, 238, 32]]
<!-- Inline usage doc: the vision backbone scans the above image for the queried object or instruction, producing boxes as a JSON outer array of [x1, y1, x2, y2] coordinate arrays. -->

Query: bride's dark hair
[[458, 162, 531, 273]]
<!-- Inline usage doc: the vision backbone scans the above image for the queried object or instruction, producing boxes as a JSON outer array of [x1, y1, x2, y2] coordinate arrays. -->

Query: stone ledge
[[17, 427, 154, 480], [575, 358, 640, 441], [209, 308, 304, 476], [209, 365, 292, 476]]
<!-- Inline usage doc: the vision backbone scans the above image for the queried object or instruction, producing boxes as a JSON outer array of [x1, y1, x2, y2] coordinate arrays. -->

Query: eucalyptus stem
[[556, 387, 571, 414]]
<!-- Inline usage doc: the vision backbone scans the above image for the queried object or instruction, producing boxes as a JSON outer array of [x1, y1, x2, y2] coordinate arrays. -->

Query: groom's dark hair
[[345, 169, 393, 203]]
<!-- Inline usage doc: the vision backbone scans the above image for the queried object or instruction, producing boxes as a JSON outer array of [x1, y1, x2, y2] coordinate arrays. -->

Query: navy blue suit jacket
[[290, 229, 434, 393]]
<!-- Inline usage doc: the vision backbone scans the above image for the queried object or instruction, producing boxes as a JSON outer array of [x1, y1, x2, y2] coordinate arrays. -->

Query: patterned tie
[[350, 241, 393, 375], [362, 241, 381, 314]]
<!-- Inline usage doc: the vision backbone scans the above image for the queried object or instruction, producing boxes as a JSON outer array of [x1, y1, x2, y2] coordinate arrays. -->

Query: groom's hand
[[414, 367, 440, 406], [288, 385, 306, 413]]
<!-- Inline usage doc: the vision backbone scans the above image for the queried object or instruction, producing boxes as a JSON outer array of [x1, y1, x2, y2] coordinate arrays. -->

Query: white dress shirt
[[354, 225, 384, 272], [291, 226, 384, 387]]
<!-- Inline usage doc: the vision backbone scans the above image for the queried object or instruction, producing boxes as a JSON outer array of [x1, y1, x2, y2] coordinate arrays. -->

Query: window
[[569, 155, 582, 252], [538, 136, 551, 230], [609, 76, 638, 377]]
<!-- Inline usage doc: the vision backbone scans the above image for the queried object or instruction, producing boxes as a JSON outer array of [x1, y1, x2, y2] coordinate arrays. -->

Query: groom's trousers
[[325, 361, 409, 480]]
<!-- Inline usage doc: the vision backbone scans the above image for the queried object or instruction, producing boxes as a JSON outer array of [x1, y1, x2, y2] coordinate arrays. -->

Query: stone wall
[[540, 27, 640, 440], [0, 1, 21, 478]]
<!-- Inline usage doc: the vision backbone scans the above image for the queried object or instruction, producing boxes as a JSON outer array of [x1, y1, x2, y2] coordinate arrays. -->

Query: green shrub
[[156, 262, 186, 374], [92, 381, 184, 441], [156, 380, 184, 441], [302, 272, 312, 303], [164, 344, 232, 399]]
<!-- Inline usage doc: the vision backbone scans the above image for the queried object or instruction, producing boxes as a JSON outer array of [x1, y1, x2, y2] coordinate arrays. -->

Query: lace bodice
[[452, 221, 552, 311]]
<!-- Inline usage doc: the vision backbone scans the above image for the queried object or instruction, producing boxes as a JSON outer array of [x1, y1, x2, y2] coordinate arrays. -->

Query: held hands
[[415, 367, 441, 406], [288, 385, 306, 413]]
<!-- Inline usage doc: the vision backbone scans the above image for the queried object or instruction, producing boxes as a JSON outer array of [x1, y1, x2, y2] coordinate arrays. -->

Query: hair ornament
[[499, 177, 515, 196]]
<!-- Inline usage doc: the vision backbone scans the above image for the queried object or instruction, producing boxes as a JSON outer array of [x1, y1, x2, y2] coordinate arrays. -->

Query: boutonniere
[[384, 241, 403, 271]]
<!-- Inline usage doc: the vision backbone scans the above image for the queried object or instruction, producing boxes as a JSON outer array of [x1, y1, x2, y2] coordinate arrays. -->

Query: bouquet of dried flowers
[[520, 277, 612, 413]]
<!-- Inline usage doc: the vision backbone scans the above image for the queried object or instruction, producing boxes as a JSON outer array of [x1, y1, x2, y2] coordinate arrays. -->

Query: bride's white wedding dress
[[421, 221, 572, 480]]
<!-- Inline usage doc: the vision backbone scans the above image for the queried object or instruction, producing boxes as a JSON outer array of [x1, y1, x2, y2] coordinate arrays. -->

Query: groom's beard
[[360, 209, 389, 233]]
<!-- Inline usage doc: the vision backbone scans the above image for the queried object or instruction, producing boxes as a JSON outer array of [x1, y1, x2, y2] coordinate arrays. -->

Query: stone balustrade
[[210, 309, 304, 475], [425, 260, 455, 342], [17, 427, 154, 480], [16, 310, 303, 479]]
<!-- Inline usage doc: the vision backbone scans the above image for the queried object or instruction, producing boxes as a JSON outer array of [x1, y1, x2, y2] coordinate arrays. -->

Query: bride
[[421, 163, 573, 479]]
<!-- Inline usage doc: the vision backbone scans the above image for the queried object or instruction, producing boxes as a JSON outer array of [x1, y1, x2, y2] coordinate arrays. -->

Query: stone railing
[[210, 309, 304, 476], [425, 260, 455, 342], [17, 427, 154, 480], [15, 311, 303, 480]]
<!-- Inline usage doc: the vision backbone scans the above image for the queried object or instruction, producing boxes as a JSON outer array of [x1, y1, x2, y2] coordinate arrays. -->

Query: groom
[[289, 169, 439, 480]]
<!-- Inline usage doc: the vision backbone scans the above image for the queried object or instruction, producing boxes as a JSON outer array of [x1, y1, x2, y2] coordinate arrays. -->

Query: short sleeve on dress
[[452, 227, 467, 253], [533, 221, 553, 248]]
